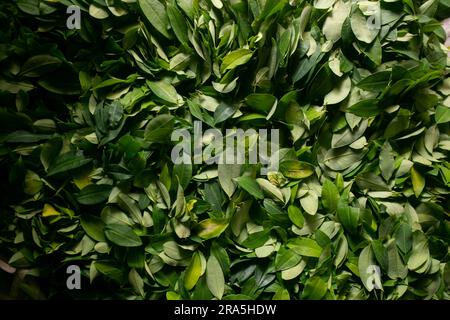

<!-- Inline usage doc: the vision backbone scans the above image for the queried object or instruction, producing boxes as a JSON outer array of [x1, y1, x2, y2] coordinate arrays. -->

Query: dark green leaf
[[235, 176, 264, 199], [104, 224, 142, 247], [77, 184, 112, 205]]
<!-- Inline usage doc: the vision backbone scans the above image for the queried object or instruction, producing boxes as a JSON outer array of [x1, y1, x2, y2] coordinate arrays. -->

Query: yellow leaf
[[42, 204, 61, 217], [186, 199, 197, 214]]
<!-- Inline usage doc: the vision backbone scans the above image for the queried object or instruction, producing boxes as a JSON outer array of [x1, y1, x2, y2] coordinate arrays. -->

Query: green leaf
[[346, 99, 381, 118], [184, 251, 203, 290], [16, 0, 40, 15], [387, 241, 408, 280], [435, 105, 450, 124], [77, 184, 112, 205], [173, 163, 192, 190], [245, 93, 277, 115], [273, 288, 290, 300], [350, 8, 378, 43], [221, 49, 253, 72], [0, 78, 34, 93], [138, 0, 172, 39], [104, 224, 142, 247], [24, 170, 42, 195], [147, 81, 179, 104], [197, 219, 229, 240], [337, 201, 359, 234], [203, 182, 225, 214], [301, 276, 327, 300], [358, 245, 380, 291], [331, 120, 367, 148], [384, 109, 411, 138], [357, 71, 391, 92], [444, 263, 450, 289], [95, 262, 125, 283], [411, 166, 425, 197], [279, 160, 314, 179], [256, 178, 284, 202], [241, 230, 270, 249], [129, 269, 145, 297], [395, 223, 412, 254], [321, 179, 339, 212], [206, 254, 225, 299], [175, 0, 195, 18], [334, 235, 348, 267], [89, 4, 109, 19], [324, 148, 363, 171], [37, 67, 81, 95], [379, 142, 395, 181], [81, 215, 106, 242], [287, 238, 322, 258], [6, 131, 52, 143], [167, 1, 189, 44], [214, 102, 238, 123], [322, 0, 351, 41], [218, 164, 241, 198], [288, 205, 304, 228], [281, 260, 306, 280], [20, 55, 61, 77], [117, 193, 143, 225], [275, 246, 302, 271], [407, 232, 430, 271], [212, 79, 239, 94], [235, 176, 264, 199], [187, 99, 215, 127], [144, 114, 175, 143], [323, 77, 351, 105], [300, 191, 319, 216], [47, 153, 92, 176], [314, 0, 336, 9], [371, 240, 388, 271], [287, 238, 322, 257], [1, 0, 448, 302], [101, 207, 132, 226]]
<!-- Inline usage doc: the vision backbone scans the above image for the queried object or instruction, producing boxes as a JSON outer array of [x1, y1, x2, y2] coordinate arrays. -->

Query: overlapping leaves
[[0, 0, 449, 300]]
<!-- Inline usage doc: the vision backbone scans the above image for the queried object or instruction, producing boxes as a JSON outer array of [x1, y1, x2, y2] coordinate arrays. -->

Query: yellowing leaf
[[411, 166, 425, 197], [197, 219, 229, 240], [73, 170, 92, 190], [184, 251, 203, 290], [279, 160, 314, 179], [42, 203, 61, 217], [24, 170, 42, 195], [166, 291, 182, 300]]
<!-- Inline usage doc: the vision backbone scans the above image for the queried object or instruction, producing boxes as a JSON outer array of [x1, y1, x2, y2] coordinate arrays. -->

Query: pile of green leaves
[[0, 0, 449, 300]]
